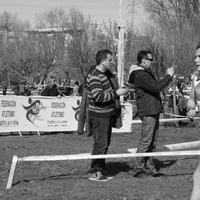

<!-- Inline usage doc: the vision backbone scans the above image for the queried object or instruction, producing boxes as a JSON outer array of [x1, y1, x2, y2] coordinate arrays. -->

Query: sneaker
[[145, 169, 165, 177], [133, 168, 146, 178], [89, 171, 113, 181]]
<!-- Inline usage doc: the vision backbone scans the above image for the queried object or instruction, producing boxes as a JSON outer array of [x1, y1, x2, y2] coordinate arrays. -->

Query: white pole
[[18, 150, 200, 162], [117, 0, 125, 89], [128, 140, 200, 153]]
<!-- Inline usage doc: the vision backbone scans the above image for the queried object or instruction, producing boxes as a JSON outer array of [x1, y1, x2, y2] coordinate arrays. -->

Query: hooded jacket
[[129, 64, 172, 117]]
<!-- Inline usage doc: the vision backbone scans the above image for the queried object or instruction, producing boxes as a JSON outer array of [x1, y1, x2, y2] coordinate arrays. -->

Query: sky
[[0, 0, 147, 29]]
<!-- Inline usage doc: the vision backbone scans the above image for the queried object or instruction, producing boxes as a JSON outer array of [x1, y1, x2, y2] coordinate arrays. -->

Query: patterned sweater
[[85, 68, 118, 117]]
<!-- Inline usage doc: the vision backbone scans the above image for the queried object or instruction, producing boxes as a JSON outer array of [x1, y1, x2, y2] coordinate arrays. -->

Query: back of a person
[[19, 83, 25, 95], [132, 70, 163, 117]]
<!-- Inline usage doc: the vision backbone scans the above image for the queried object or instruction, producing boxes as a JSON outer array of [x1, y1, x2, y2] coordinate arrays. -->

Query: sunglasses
[[144, 58, 153, 62]]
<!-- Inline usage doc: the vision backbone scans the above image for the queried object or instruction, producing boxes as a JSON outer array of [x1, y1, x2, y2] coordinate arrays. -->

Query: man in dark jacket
[[41, 76, 61, 97], [129, 50, 175, 177]]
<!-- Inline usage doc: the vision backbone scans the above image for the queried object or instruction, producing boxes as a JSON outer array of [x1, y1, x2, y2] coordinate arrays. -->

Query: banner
[[0, 96, 132, 133]]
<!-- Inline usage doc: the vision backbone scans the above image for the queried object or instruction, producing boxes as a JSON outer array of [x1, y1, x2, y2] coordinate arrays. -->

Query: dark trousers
[[89, 116, 112, 172], [135, 114, 159, 171]]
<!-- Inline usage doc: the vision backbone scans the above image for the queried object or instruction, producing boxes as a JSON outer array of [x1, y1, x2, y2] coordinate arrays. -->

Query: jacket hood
[[129, 64, 144, 75]]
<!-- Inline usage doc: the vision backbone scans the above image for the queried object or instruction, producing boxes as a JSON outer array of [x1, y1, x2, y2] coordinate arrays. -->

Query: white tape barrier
[[17, 150, 200, 161], [127, 141, 200, 153], [7, 150, 200, 189], [130, 117, 199, 124]]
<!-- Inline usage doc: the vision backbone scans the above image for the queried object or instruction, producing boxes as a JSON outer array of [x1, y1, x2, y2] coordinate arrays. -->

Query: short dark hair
[[197, 42, 200, 50], [137, 50, 152, 64], [95, 49, 112, 65]]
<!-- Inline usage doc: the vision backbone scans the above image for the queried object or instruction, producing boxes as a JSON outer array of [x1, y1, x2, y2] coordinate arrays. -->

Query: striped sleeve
[[87, 73, 117, 103]]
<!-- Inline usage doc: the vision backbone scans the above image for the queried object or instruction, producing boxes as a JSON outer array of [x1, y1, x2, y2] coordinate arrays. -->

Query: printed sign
[[0, 96, 132, 133]]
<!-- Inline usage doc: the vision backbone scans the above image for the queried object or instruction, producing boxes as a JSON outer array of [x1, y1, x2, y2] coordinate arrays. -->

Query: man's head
[[195, 43, 200, 72], [47, 76, 56, 87], [137, 50, 153, 69], [95, 49, 113, 72]]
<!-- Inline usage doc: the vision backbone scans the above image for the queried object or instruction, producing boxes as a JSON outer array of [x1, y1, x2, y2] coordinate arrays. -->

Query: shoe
[[78, 132, 83, 135], [133, 168, 146, 178], [87, 133, 93, 137], [89, 171, 113, 181]]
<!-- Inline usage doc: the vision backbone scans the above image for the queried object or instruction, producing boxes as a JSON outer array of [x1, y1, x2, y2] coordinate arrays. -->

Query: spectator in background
[[25, 83, 31, 96], [14, 84, 19, 95], [3, 86, 7, 95], [19, 81, 25, 96], [73, 81, 79, 96], [41, 76, 62, 98], [128, 50, 175, 177]]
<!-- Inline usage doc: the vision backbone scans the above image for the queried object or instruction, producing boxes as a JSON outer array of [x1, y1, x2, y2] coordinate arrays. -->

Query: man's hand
[[167, 66, 176, 77], [116, 87, 129, 96], [187, 109, 196, 119]]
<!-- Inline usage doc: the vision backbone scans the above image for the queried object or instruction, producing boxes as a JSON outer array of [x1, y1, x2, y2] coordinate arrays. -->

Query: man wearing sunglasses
[[129, 50, 175, 177]]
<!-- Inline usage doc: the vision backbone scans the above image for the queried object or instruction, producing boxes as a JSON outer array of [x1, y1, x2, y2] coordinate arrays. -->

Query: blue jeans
[[135, 114, 159, 171], [89, 116, 112, 172]]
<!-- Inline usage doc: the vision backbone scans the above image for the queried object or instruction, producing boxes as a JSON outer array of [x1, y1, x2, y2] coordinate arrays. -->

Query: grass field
[[0, 122, 200, 200]]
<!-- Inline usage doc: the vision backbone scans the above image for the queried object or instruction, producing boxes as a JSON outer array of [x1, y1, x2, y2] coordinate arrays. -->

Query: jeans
[[89, 116, 112, 172], [135, 114, 159, 171]]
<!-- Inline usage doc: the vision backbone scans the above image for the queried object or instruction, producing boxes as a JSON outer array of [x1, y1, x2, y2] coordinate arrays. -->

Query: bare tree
[[64, 8, 96, 80], [36, 8, 68, 28], [141, 0, 200, 77]]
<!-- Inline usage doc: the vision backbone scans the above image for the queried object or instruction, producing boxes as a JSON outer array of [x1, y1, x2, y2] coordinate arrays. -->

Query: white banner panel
[[0, 96, 82, 132], [112, 102, 133, 133], [0, 96, 132, 133]]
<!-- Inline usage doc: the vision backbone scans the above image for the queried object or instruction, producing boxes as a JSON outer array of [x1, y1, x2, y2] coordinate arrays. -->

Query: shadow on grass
[[154, 158, 177, 171], [12, 173, 89, 187], [105, 161, 133, 176]]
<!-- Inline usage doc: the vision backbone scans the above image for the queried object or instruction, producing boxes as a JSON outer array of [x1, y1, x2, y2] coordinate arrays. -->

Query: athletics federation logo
[[22, 97, 45, 124], [71, 99, 81, 121]]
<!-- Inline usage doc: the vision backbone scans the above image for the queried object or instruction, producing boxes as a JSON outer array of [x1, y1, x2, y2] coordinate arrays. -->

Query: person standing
[[73, 81, 79, 96], [41, 76, 62, 98], [19, 81, 25, 96], [128, 50, 175, 177], [187, 43, 200, 200], [86, 49, 128, 181], [2, 86, 7, 95]]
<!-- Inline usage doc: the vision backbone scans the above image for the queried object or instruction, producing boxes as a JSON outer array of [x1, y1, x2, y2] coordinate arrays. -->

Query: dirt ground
[[1, 122, 200, 200]]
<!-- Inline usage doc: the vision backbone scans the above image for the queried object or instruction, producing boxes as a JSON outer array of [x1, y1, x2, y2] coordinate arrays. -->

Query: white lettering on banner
[[1, 100, 16, 107], [0, 120, 19, 126], [2, 111, 15, 117], [51, 102, 66, 108], [51, 112, 65, 117]]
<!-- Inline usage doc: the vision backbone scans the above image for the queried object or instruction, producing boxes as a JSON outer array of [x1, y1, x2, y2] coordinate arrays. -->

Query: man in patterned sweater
[[86, 49, 128, 181]]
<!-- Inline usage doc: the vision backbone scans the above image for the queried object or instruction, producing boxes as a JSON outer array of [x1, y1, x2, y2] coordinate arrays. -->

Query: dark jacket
[[41, 85, 60, 96], [129, 65, 172, 118]]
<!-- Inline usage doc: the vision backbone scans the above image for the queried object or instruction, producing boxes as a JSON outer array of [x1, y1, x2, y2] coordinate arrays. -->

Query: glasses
[[144, 58, 153, 62]]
